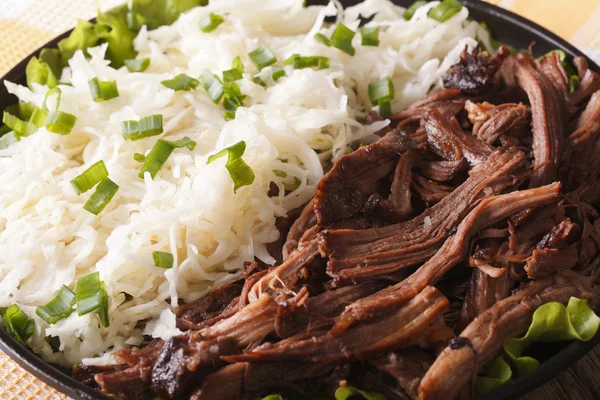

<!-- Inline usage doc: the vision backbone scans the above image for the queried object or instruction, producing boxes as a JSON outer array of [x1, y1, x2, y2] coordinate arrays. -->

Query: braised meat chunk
[[443, 46, 510, 96], [74, 45, 600, 400]]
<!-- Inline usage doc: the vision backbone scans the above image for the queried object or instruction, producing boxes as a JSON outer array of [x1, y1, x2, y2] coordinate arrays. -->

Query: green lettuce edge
[[476, 297, 600, 394]]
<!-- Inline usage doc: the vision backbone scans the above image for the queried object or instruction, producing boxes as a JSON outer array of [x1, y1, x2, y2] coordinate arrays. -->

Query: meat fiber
[[569, 57, 600, 113], [415, 158, 468, 182], [390, 151, 416, 218], [332, 182, 561, 333], [514, 53, 566, 188], [465, 101, 531, 145], [390, 89, 466, 122], [321, 148, 527, 285], [568, 91, 600, 148], [370, 348, 435, 400], [231, 286, 449, 363], [151, 335, 238, 398], [419, 271, 600, 400], [314, 129, 419, 225], [424, 109, 493, 166], [74, 43, 600, 400]]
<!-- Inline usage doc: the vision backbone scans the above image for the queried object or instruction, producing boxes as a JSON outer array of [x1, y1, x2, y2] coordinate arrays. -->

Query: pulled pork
[[76, 46, 600, 400]]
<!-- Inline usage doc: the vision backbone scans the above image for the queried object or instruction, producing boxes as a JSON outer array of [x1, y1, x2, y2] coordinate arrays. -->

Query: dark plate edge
[[0, 329, 109, 399], [0, 1, 598, 399]]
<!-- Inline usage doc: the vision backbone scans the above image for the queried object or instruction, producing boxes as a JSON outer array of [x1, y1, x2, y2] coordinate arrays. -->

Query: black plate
[[1, 1, 598, 399]]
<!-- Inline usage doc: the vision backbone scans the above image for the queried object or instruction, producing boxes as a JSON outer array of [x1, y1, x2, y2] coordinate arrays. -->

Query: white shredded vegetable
[[0, 0, 482, 365]]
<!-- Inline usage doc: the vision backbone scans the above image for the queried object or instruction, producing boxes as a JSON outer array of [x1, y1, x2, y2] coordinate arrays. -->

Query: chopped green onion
[[36, 285, 76, 325], [360, 26, 380, 46], [378, 98, 392, 117], [122, 114, 163, 141], [223, 96, 243, 119], [12, 88, 77, 136], [138, 137, 196, 179], [429, 0, 463, 22], [284, 54, 329, 70], [2, 111, 37, 139], [272, 66, 285, 81], [314, 33, 331, 46], [161, 74, 200, 91], [75, 272, 109, 327], [200, 70, 224, 103], [139, 140, 175, 179], [88, 78, 119, 102], [70, 160, 109, 195], [252, 76, 266, 87], [30, 108, 48, 128], [404, 0, 427, 20], [1, 102, 46, 139], [273, 169, 287, 178], [273, 170, 301, 191], [570, 75, 580, 93], [369, 77, 395, 117], [133, 153, 146, 163], [199, 13, 224, 33], [248, 44, 277, 70], [44, 110, 77, 135], [222, 56, 244, 82], [1, 305, 35, 346], [83, 178, 119, 215], [43, 87, 62, 112], [207, 141, 255, 192], [168, 136, 197, 150], [369, 77, 395, 104], [125, 58, 150, 72], [18, 100, 39, 119], [222, 82, 246, 120], [331, 23, 356, 56], [252, 66, 285, 87], [152, 251, 174, 269]]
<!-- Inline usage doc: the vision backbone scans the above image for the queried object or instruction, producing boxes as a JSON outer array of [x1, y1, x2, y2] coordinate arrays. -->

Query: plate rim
[[0, 1, 598, 399]]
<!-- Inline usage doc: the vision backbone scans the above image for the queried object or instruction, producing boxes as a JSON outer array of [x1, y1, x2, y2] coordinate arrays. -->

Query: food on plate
[[1, 0, 600, 399]]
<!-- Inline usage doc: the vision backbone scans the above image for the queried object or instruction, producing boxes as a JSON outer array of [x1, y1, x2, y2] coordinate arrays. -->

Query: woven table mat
[[1, 0, 600, 399]]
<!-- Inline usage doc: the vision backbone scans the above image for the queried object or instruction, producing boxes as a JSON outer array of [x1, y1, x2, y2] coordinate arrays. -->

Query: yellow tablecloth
[[0, 0, 599, 398]]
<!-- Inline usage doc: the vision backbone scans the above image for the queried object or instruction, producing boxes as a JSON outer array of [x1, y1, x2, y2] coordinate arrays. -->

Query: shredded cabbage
[[1, 0, 484, 365]]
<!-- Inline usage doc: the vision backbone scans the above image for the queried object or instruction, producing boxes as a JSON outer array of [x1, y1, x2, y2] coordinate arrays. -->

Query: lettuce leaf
[[26, 52, 60, 89], [25, 0, 209, 87], [260, 385, 386, 400], [335, 386, 386, 400], [476, 297, 600, 394], [474, 356, 512, 394], [128, 0, 209, 30], [58, 20, 100, 65], [504, 297, 600, 376], [95, 10, 137, 68]]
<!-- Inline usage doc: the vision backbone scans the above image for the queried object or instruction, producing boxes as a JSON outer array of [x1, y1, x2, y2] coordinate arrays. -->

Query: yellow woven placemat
[[1, 0, 600, 399]]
